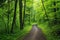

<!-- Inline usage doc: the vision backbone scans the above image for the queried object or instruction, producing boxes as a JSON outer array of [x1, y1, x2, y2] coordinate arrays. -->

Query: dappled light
[[0, 0, 60, 40]]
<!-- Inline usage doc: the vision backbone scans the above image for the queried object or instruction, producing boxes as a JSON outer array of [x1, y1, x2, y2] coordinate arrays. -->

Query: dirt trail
[[23, 25, 46, 40]]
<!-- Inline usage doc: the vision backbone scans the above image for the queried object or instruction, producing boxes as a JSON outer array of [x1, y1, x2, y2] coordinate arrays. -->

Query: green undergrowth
[[0, 25, 32, 40], [17, 25, 32, 40], [38, 22, 60, 40]]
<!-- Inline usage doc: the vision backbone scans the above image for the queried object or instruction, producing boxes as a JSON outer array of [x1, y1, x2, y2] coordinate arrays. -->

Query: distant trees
[[41, 0, 49, 21], [0, 0, 60, 34], [11, 0, 18, 33]]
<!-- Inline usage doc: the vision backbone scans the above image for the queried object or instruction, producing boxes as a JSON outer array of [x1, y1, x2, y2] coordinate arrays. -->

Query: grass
[[0, 25, 32, 40], [0, 22, 60, 40], [17, 25, 32, 40], [38, 22, 60, 40]]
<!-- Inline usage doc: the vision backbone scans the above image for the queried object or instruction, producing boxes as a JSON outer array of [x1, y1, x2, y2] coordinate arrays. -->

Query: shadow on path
[[23, 24, 46, 40]]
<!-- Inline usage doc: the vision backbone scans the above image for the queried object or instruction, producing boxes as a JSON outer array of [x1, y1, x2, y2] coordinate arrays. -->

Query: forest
[[0, 0, 60, 40]]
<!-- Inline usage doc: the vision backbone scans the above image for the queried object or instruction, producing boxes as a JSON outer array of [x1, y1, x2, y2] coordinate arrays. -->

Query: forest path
[[23, 24, 46, 40]]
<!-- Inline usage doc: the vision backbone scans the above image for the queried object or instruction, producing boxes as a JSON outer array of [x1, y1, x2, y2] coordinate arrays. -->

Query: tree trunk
[[23, 0, 26, 26], [41, 0, 49, 20], [7, 0, 10, 33], [10, 0, 18, 33], [19, 0, 23, 30]]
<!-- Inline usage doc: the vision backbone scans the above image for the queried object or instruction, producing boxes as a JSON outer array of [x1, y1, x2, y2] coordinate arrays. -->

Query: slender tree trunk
[[41, 0, 49, 20], [7, 0, 10, 33], [19, 0, 23, 30], [10, 0, 18, 33], [23, 0, 26, 26]]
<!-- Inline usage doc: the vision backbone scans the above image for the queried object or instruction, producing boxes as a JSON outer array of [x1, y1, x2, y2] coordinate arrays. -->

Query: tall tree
[[41, 0, 49, 20], [19, 0, 23, 30], [10, 0, 18, 33], [23, 0, 26, 26], [7, 0, 10, 33]]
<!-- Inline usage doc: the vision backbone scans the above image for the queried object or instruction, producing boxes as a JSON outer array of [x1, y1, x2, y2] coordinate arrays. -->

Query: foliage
[[0, 0, 60, 40]]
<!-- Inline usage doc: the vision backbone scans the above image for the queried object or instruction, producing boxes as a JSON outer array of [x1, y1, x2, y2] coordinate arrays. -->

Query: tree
[[19, 0, 23, 30], [10, 0, 18, 33], [41, 0, 49, 21], [23, 0, 26, 26], [7, 0, 10, 33]]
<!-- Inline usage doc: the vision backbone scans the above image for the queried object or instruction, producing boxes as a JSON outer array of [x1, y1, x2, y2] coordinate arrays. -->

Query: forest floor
[[18, 24, 46, 40]]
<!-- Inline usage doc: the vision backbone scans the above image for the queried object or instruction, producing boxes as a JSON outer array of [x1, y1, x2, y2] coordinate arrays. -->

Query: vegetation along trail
[[18, 24, 46, 40]]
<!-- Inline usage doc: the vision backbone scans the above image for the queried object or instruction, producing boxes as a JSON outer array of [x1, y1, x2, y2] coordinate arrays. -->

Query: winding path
[[23, 25, 46, 40]]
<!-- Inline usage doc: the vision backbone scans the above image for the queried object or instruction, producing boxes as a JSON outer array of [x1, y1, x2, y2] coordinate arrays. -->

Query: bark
[[7, 0, 10, 33], [23, 0, 26, 26], [10, 0, 18, 33], [19, 0, 23, 30]]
